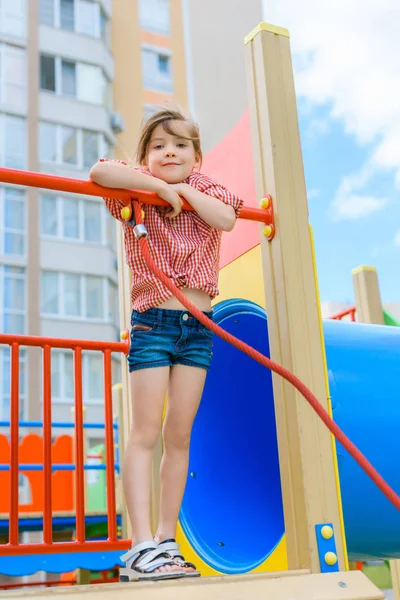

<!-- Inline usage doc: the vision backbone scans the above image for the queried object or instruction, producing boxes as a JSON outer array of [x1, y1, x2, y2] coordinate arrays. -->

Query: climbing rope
[[132, 201, 400, 511]]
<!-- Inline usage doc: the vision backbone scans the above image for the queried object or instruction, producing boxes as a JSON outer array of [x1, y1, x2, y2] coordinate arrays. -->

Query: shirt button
[[182, 313, 189, 321]]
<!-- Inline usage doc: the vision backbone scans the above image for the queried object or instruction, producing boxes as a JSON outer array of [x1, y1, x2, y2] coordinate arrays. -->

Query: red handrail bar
[[0, 332, 128, 352], [0, 167, 269, 223], [330, 306, 356, 321]]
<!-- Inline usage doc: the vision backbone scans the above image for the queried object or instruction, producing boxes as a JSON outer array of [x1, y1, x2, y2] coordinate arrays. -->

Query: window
[[60, 0, 74, 30], [62, 126, 77, 164], [0, 0, 26, 38], [40, 55, 55, 92], [84, 201, 102, 242], [39, 122, 57, 163], [49, 350, 120, 406], [39, 122, 111, 170], [40, 193, 111, 245], [64, 273, 80, 316], [0, 44, 26, 109], [139, 0, 170, 35], [85, 275, 104, 319], [0, 265, 26, 334], [77, 63, 103, 105], [41, 270, 58, 314], [141, 47, 173, 93], [39, 0, 109, 43], [61, 60, 76, 96], [62, 197, 79, 237], [99, 7, 110, 45], [41, 270, 117, 323], [39, 54, 110, 107], [76, 0, 96, 36], [39, 0, 54, 27], [0, 114, 26, 168], [0, 187, 26, 256], [83, 130, 98, 169], [0, 347, 26, 420]]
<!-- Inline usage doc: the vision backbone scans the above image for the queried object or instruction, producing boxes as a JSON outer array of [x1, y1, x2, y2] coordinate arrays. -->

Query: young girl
[[90, 107, 243, 582]]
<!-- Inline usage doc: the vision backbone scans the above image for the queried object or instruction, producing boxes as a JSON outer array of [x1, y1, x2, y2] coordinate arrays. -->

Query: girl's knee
[[162, 423, 191, 452], [129, 426, 160, 451]]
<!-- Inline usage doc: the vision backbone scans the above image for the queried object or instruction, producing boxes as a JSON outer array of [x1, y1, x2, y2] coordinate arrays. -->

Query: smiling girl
[[90, 107, 243, 582]]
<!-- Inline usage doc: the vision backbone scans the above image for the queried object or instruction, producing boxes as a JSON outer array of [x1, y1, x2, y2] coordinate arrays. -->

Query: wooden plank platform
[[7, 570, 384, 599]]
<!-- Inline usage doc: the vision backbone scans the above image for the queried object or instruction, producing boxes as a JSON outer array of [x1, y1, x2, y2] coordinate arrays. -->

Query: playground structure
[[0, 20, 399, 600]]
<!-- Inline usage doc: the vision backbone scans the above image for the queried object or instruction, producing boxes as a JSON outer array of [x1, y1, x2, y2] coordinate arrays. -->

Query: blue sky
[[263, 0, 400, 304]]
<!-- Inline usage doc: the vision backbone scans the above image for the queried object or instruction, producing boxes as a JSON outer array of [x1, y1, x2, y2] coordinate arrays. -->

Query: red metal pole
[[103, 350, 117, 541], [0, 167, 270, 224], [42, 345, 52, 545], [73, 347, 85, 543], [9, 343, 20, 546], [0, 332, 128, 353]]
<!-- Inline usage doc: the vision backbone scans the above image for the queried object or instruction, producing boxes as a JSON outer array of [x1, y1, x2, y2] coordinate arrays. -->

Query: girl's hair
[[136, 106, 202, 166]]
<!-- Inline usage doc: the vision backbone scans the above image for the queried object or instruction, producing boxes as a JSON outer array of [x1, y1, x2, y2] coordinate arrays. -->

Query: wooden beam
[[352, 266, 384, 324], [244, 23, 348, 572], [12, 570, 383, 600]]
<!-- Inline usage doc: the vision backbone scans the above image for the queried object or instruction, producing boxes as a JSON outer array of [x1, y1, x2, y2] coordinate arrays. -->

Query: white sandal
[[158, 539, 201, 578], [119, 540, 187, 582]]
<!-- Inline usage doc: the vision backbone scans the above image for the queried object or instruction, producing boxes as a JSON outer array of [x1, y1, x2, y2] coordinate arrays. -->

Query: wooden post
[[244, 23, 348, 572], [352, 266, 384, 324], [352, 266, 400, 600]]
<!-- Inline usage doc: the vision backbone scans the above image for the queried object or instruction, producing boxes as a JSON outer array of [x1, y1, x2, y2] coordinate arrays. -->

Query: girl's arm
[[90, 160, 183, 218], [169, 183, 237, 232]]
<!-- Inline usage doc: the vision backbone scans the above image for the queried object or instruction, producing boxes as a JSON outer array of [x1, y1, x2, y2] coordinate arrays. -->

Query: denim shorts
[[127, 308, 214, 373]]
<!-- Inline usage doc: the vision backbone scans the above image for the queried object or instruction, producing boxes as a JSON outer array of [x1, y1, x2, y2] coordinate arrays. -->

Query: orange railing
[[0, 165, 270, 561], [0, 332, 129, 557], [329, 305, 356, 322], [0, 167, 272, 224]]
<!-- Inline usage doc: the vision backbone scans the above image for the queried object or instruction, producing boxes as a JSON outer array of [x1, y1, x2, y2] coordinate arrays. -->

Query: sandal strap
[[121, 540, 157, 562], [158, 539, 196, 570], [121, 542, 174, 572], [158, 540, 180, 553]]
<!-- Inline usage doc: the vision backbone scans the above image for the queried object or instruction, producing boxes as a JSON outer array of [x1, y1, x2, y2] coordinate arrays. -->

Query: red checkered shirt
[[101, 159, 244, 312]]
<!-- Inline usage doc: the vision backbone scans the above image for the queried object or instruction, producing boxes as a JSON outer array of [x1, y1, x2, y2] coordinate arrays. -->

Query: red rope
[[132, 202, 400, 511]]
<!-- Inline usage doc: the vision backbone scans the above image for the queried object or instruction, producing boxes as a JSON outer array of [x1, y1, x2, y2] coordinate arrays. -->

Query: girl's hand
[[156, 183, 183, 218], [168, 183, 186, 197]]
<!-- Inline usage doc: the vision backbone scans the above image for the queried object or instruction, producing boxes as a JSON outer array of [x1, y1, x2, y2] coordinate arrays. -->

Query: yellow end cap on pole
[[244, 22, 290, 45], [352, 265, 377, 275]]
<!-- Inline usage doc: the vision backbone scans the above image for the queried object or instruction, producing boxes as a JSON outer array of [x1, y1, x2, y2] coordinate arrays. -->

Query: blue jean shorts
[[127, 308, 214, 373]]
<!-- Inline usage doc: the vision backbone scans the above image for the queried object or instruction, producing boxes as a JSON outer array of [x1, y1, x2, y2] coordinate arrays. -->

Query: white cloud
[[262, 0, 400, 219], [330, 192, 386, 221], [394, 230, 400, 247]]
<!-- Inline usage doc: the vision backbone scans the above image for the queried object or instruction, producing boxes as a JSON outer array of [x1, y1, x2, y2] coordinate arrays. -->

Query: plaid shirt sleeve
[[191, 173, 244, 218], [98, 159, 151, 222]]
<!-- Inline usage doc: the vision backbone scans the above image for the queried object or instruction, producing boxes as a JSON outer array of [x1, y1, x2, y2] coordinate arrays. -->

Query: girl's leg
[[123, 366, 184, 573], [154, 365, 207, 549]]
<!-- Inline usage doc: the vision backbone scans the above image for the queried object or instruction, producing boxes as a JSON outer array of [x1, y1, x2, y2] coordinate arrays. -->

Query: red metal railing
[[329, 305, 356, 322], [0, 167, 271, 224], [0, 332, 129, 557], [0, 166, 269, 561]]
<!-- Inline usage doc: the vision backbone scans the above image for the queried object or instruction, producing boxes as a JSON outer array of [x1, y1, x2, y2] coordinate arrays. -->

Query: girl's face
[[145, 121, 199, 183]]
